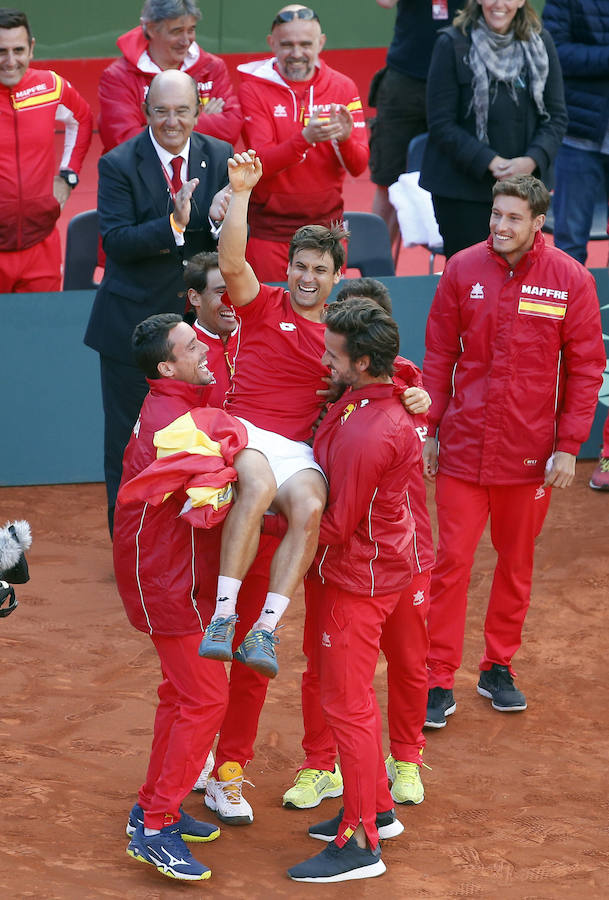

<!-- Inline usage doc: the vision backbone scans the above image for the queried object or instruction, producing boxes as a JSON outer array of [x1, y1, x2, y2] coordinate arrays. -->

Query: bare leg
[[372, 185, 400, 248], [266, 469, 327, 601], [230, 468, 327, 678], [219, 448, 276, 581]]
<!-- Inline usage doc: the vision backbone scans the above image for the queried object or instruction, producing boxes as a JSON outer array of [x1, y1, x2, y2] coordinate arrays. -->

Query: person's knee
[[234, 450, 276, 510]]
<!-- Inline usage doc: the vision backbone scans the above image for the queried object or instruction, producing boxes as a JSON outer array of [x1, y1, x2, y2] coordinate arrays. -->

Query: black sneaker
[[424, 687, 456, 728], [287, 835, 386, 882], [477, 665, 527, 712], [308, 806, 404, 842]]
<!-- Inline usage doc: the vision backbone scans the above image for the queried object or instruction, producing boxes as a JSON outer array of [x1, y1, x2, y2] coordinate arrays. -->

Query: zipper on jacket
[[12, 98, 23, 250]]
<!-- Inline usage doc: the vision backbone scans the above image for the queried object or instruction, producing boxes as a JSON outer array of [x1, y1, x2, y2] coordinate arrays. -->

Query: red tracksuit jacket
[[314, 381, 425, 596], [238, 57, 369, 241], [424, 232, 605, 485], [98, 26, 242, 153], [0, 68, 92, 250], [114, 378, 215, 636]]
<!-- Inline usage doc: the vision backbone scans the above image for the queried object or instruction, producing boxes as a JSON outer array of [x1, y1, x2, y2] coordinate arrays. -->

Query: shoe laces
[[155, 826, 191, 857], [206, 614, 238, 639], [245, 627, 280, 652], [219, 773, 255, 804], [598, 457, 609, 473], [392, 760, 421, 784], [294, 767, 326, 788], [428, 686, 451, 702]]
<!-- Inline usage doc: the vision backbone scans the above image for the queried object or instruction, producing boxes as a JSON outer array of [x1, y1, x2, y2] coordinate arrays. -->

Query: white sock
[[255, 592, 290, 632], [144, 827, 161, 836], [213, 576, 242, 620]]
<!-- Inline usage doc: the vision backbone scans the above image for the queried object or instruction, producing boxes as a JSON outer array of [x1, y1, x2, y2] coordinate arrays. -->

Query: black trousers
[[432, 196, 492, 259], [100, 355, 149, 536]]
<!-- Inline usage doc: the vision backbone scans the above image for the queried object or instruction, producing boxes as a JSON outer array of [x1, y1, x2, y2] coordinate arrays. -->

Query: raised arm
[[218, 150, 262, 306]]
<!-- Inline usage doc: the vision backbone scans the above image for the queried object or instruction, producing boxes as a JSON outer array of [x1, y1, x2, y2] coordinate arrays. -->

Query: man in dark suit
[[85, 69, 231, 534]]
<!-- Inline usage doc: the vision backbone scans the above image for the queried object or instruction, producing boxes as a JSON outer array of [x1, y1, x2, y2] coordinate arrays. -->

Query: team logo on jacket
[[279, 321, 296, 331], [470, 282, 484, 299], [340, 403, 356, 424], [413, 590, 425, 606], [321, 631, 331, 647], [534, 485, 546, 501], [274, 104, 287, 117]]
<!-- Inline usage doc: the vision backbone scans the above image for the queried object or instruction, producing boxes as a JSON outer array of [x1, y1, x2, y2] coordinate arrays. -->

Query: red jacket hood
[[238, 55, 330, 94]]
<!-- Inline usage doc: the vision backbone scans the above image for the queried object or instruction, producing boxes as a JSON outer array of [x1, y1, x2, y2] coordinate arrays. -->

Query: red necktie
[[170, 156, 183, 195]]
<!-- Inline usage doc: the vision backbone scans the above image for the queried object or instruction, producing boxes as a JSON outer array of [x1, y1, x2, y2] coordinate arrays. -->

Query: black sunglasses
[[271, 7, 320, 29]]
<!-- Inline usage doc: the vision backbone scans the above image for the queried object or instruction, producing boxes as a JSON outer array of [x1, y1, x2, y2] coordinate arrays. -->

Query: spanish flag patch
[[517, 297, 567, 320]]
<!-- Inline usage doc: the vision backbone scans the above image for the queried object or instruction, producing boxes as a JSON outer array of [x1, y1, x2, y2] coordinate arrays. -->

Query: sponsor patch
[[518, 297, 567, 320]]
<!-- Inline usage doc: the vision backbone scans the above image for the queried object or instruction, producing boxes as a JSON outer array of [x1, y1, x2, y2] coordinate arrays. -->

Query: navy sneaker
[[424, 687, 456, 728], [198, 613, 238, 661], [126, 803, 220, 843], [288, 835, 386, 883], [477, 664, 527, 712], [126, 822, 211, 880], [308, 806, 403, 842], [233, 627, 279, 678]]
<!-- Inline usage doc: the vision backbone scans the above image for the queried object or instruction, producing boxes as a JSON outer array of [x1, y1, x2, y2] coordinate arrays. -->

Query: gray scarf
[[468, 19, 549, 143]]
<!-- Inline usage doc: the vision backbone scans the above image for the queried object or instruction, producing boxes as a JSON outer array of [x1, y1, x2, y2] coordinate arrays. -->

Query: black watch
[[59, 168, 79, 188]]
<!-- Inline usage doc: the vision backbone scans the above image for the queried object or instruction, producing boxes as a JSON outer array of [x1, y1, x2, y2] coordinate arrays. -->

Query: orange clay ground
[[0, 464, 607, 899]]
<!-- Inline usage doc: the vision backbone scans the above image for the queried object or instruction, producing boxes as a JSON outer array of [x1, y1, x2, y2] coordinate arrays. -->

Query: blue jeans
[[552, 143, 609, 264]]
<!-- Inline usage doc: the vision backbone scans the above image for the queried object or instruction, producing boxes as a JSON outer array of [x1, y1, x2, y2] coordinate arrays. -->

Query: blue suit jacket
[[85, 128, 231, 364]]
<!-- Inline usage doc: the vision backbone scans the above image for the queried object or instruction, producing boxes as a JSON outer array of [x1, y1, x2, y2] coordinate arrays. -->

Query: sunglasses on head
[[271, 7, 320, 29]]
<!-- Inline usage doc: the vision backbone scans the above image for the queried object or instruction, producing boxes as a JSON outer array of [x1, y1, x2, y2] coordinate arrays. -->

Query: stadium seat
[[343, 211, 395, 276], [542, 195, 609, 251], [405, 132, 445, 274], [63, 209, 100, 290]]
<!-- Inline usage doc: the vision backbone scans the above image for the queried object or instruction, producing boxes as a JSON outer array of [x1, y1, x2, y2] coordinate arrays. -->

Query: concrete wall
[[2, 270, 607, 486]]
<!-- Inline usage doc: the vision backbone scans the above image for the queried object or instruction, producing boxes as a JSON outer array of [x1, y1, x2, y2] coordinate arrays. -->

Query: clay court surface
[[1, 466, 607, 898]]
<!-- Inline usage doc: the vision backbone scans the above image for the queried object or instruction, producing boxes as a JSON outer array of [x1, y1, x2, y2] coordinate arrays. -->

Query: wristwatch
[[59, 169, 79, 188]]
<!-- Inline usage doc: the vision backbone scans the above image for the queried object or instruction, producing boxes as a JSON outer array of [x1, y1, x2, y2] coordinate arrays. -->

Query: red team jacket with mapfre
[[0, 68, 92, 251], [238, 58, 369, 241], [424, 232, 605, 486], [314, 382, 425, 597], [113, 378, 213, 636], [98, 27, 243, 153]]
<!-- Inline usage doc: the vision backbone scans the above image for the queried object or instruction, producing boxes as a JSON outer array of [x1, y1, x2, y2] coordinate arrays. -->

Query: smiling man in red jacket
[[422, 175, 605, 727], [237, 4, 369, 281], [286, 299, 425, 883], [98, 0, 242, 154], [115, 312, 236, 882], [0, 8, 92, 292]]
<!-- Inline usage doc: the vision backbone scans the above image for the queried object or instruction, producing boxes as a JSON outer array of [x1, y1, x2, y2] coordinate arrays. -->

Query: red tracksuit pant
[[301, 571, 430, 771], [213, 569, 270, 772], [427, 474, 551, 688], [315, 580, 402, 850], [0, 228, 61, 293], [139, 632, 229, 830]]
